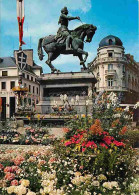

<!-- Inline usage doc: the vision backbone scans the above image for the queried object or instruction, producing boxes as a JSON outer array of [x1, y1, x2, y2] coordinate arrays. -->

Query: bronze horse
[[38, 24, 97, 73]]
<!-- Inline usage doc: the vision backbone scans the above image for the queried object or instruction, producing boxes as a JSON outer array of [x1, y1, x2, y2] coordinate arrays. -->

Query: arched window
[[109, 39, 113, 45]]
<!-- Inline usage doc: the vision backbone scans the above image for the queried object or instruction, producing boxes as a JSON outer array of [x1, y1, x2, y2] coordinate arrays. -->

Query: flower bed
[[0, 144, 138, 195], [0, 92, 138, 194], [0, 123, 54, 145]]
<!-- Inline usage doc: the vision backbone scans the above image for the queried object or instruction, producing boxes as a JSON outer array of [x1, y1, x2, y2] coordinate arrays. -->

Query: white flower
[[92, 180, 100, 187], [76, 95, 80, 102], [71, 98, 75, 105], [63, 94, 68, 101], [133, 102, 139, 109], [86, 99, 90, 106], [60, 94, 64, 101], [53, 100, 58, 106], [88, 90, 92, 98], [124, 106, 129, 112], [107, 103, 111, 109], [14, 185, 27, 195], [26, 191, 36, 195], [7, 186, 15, 194]]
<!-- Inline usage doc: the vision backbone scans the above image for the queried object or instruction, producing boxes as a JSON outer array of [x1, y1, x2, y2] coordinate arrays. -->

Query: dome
[[99, 35, 123, 48]]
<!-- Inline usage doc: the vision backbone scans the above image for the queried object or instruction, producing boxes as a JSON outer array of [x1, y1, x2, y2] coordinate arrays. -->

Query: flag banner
[[17, 0, 25, 47], [17, 51, 27, 71], [0, 97, 2, 113]]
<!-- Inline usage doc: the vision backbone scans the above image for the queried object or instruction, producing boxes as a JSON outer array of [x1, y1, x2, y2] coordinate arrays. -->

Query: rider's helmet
[[61, 7, 68, 14]]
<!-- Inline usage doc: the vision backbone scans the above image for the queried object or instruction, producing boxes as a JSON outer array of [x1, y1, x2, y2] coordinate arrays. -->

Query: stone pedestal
[[36, 71, 97, 115]]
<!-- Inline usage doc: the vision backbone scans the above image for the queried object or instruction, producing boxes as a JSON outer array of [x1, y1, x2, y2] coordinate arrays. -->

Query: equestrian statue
[[38, 7, 97, 73]]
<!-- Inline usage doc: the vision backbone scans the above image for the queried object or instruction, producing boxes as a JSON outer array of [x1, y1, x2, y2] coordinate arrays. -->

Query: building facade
[[0, 49, 42, 120], [88, 35, 139, 104]]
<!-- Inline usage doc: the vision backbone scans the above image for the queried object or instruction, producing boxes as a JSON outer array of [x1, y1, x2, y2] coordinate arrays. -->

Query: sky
[[0, 0, 139, 73]]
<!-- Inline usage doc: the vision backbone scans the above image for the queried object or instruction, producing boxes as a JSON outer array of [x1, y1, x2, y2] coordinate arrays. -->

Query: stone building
[[88, 35, 139, 104], [0, 49, 42, 120]]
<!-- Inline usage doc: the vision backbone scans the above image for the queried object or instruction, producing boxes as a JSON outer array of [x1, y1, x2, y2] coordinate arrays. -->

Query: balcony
[[92, 57, 127, 66], [105, 69, 116, 76]]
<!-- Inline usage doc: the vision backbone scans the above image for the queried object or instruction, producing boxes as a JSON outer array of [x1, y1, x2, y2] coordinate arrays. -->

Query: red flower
[[81, 141, 86, 147], [5, 173, 15, 181], [82, 148, 86, 152], [100, 143, 108, 149], [4, 166, 13, 173], [0, 163, 4, 170], [119, 126, 127, 135], [11, 179, 18, 186], [103, 131, 109, 135], [103, 136, 114, 145], [86, 141, 97, 148], [113, 140, 125, 147]]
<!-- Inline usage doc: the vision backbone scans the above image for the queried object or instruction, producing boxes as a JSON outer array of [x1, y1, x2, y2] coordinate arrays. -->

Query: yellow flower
[[7, 186, 15, 194], [97, 150, 100, 154], [75, 144, 81, 151], [26, 116, 31, 120], [21, 179, 30, 187], [109, 149, 113, 154], [37, 114, 40, 120], [75, 172, 81, 177], [81, 114, 86, 118], [114, 146, 117, 151]]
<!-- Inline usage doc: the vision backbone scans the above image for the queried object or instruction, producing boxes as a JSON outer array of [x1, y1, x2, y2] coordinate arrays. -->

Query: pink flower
[[49, 157, 56, 163], [65, 141, 72, 146], [11, 179, 18, 186], [13, 156, 24, 166], [86, 141, 97, 148], [4, 166, 13, 173], [5, 173, 15, 181], [30, 129, 35, 133], [82, 148, 86, 152], [12, 166, 19, 172]]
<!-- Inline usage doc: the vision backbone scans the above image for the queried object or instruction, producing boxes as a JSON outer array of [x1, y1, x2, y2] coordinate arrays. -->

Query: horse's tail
[[38, 38, 44, 61]]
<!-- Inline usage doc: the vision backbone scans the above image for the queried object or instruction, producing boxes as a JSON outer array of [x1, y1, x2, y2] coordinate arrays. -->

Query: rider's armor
[[56, 7, 78, 50]]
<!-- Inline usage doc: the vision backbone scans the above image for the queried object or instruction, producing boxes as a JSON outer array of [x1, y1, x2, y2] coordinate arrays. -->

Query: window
[[108, 52, 113, 57], [109, 39, 113, 45], [122, 65, 125, 72], [2, 71, 8, 76], [35, 78, 37, 82], [24, 83, 27, 87], [37, 87, 39, 94], [27, 75, 29, 80], [33, 86, 35, 93], [22, 73, 25, 78], [31, 77, 33, 81], [108, 64, 113, 71], [24, 98, 27, 105], [1, 82, 6, 90], [108, 78, 113, 87], [10, 81, 15, 89], [28, 98, 31, 105], [29, 85, 31, 92]]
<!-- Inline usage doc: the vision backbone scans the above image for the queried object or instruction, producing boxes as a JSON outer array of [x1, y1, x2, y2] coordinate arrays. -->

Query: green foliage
[[125, 129, 139, 147]]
